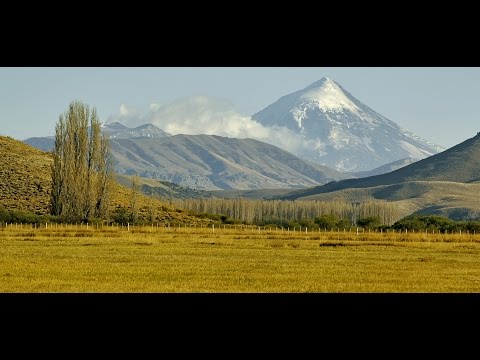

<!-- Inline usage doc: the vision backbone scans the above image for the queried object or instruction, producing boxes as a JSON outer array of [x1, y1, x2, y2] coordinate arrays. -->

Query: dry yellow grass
[[0, 136, 52, 214], [1, 225, 479, 293]]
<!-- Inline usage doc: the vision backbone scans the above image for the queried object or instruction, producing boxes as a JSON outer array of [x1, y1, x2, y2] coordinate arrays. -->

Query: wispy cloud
[[107, 96, 313, 155]]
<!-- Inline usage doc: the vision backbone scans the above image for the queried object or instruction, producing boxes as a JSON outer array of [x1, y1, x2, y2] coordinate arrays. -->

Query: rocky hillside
[[109, 134, 351, 190]]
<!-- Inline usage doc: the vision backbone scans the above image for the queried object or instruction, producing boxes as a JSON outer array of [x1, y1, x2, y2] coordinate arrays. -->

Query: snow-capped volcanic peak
[[252, 77, 444, 172], [300, 77, 359, 113]]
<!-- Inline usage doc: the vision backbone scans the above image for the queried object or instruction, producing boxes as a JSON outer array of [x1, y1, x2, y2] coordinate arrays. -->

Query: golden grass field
[[1, 224, 479, 293]]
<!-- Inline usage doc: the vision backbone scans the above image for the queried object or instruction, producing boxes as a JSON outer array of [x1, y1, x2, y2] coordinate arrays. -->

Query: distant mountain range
[[24, 123, 352, 190], [253, 77, 443, 172], [101, 122, 171, 139], [22, 136, 55, 152], [109, 134, 351, 190], [24, 122, 171, 152]]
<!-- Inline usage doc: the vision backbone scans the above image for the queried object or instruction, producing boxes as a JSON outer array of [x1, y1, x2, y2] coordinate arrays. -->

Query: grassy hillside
[[206, 188, 293, 199], [0, 136, 211, 224], [115, 174, 212, 199], [280, 133, 480, 200], [273, 132, 480, 221], [0, 136, 52, 215], [348, 157, 417, 178], [297, 180, 480, 220]]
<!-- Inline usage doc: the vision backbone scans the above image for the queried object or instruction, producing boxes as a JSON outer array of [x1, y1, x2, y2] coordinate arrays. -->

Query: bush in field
[[111, 207, 131, 224], [0, 205, 11, 223], [314, 214, 351, 230], [421, 215, 455, 231], [298, 218, 317, 229], [392, 215, 454, 231], [9, 210, 39, 223], [357, 216, 382, 229], [465, 221, 480, 233], [314, 214, 338, 229], [0, 207, 58, 224], [392, 216, 426, 231]]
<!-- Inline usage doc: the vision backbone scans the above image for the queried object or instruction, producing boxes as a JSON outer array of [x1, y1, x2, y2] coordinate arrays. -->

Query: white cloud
[[119, 104, 133, 116], [108, 96, 313, 156], [107, 104, 142, 126]]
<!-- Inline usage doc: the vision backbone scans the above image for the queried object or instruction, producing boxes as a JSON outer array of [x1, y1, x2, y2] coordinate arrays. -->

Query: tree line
[[172, 197, 407, 226]]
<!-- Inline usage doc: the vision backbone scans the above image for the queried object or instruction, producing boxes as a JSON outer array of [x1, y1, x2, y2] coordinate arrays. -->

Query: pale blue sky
[[0, 67, 479, 148]]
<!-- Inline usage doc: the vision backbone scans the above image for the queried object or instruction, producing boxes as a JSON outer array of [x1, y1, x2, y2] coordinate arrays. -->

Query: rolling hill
[[279, 132, 480, 200], [0, 136, 53, 214], [115, 174, 212, 199], [348, 157, 418, 178], [288, 180, 480, 221], [275, 133, 480, 220], [0, 136, 211, 224]]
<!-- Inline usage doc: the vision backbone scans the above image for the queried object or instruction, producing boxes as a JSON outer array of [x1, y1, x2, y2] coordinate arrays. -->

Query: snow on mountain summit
[[252, 77, 444, 172], [300, 77, 360, 113], [100, 122, 171, 139]]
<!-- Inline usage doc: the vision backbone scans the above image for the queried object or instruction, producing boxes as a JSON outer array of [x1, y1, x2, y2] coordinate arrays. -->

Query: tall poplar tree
[[50, 101, 113, 222]]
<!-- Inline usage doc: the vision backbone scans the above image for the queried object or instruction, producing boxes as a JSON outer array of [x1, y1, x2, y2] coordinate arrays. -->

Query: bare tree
[[50, 101, 113, 222], [172, 198, 405, 226], [130, 174, 139, 223]]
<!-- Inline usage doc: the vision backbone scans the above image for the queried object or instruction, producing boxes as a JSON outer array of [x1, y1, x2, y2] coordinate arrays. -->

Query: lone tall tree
[[51, 101, 113, 221]]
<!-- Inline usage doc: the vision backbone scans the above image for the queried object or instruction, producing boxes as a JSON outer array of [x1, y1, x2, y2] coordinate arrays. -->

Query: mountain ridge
[[109, 134, 351, 190], [24, 125, 354, 191], [277, 132, 480, 201]]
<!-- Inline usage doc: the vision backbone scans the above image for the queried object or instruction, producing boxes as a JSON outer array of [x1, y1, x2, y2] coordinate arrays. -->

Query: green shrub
[[357, 216, 382, 229], [111, 207, 131, 224], [314, 214, 341, 229], [392, 215, 454, 231]]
